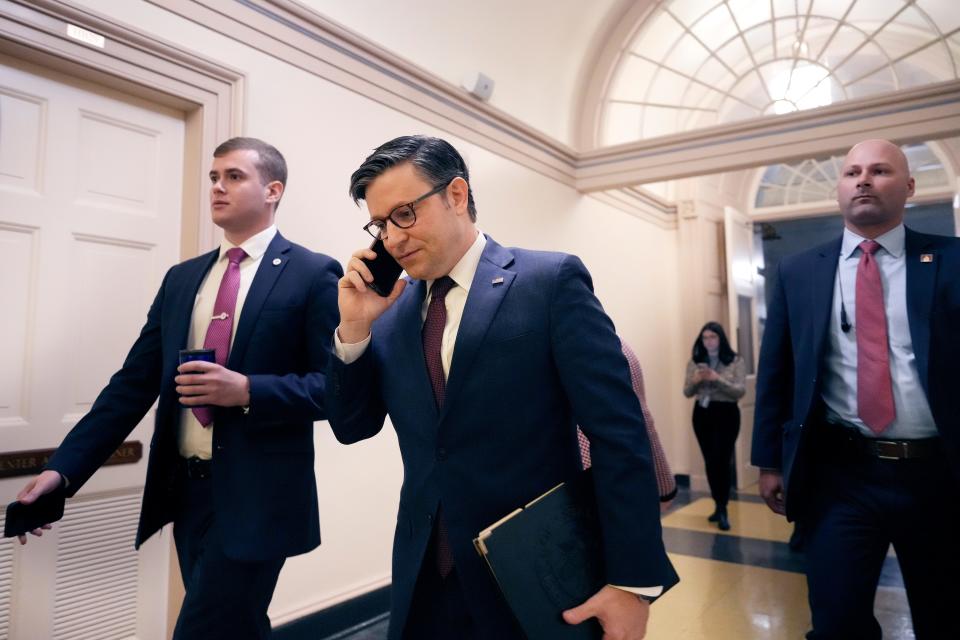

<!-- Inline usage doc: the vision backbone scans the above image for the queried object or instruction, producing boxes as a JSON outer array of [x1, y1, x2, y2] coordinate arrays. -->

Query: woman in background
[[683, 322, 745, 530]]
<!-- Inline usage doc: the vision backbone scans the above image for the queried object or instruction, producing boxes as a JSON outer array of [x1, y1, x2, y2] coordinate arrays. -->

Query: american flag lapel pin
[[492, 276, 504, 286], [920, 253, 934, 263]]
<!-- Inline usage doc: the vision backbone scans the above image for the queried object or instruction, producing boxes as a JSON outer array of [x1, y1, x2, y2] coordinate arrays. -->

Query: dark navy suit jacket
[[326, 236, 679, 639], [752, 227, 960, 520], [47, 232, 342, 561]]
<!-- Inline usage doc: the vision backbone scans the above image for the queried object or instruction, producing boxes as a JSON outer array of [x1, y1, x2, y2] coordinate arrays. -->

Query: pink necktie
[[422, 276, 455, 577], [855, 240, 895, 434], [577, 428, 592, 469], [192, 247, 247, 427]]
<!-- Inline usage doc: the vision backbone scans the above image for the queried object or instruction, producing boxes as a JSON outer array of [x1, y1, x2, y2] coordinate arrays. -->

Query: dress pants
[[171, 468, 285, 640], [692, 401, 740, 507], [802, 427, 960, 640], [402, 523, 479, 640]]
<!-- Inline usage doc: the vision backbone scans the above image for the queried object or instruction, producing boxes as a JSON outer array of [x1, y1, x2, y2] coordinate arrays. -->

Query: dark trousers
[[692, 401, 740, 507], [171, 473, 285, 640], [402, 524, 478, 640], [802, 432, 960, 640]]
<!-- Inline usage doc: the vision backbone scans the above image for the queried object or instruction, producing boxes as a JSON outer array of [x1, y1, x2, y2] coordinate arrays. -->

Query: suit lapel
[[810, 237, 842, 363], [391, 278, 438, 419], [905, 227, 936, 394], [227, 232, 290, 370], [441, 239, 516, 421]]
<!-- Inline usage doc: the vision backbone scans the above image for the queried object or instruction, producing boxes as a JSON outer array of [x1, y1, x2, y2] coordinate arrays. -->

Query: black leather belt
[[821, 424, 941, 460], [178, 456, 212, 479]]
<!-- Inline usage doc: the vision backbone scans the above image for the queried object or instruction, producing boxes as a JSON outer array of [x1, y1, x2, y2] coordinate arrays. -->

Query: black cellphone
[[4, 485, 66, 538], [361, 237, 403, 297]]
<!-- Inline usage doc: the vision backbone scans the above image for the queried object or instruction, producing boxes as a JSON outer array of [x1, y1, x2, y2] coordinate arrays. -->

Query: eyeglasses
[[362, 181, 451, 239]]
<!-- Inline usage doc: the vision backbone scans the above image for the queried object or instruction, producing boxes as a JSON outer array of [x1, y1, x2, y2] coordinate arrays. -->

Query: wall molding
[[272, 584, 390, 640], [146, 0, 580, 185], [577, 79, 960, 190], [138, 1, 960, 220], [589, 187, 678, 230], [269, 575, 391, 627]]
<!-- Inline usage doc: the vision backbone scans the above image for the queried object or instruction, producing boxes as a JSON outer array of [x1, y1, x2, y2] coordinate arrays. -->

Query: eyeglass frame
[[362, 179, 453, 239]]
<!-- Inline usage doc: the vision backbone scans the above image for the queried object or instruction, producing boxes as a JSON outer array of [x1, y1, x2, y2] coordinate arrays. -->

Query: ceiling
[[299, 0, 627, 145]]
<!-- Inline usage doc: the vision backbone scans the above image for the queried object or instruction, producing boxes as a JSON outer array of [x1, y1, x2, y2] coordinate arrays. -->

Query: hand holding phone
[[693, 363, 708, 383], [360, 237, 403, 297], [338, 240, 407, 344], [6, 471, 67, 542]]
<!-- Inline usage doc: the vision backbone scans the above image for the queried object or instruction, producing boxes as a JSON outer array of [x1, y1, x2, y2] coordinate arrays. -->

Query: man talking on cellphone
[[326, 135, 678, 640]]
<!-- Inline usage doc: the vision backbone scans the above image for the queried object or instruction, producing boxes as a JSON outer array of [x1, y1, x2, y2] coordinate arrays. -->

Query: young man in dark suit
[[16, 137, 342, 639], [327, 135, 678, 640], [752, 139, 960, 639]]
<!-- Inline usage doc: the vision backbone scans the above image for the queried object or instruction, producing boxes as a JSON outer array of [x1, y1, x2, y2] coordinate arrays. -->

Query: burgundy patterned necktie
[[422, 276, 455, 577], [855, 240, 895, 434], [192, 247, 247, 427]]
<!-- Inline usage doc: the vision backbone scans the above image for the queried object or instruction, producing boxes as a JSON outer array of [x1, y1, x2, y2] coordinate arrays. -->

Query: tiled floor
[[330, 486, 915, 639]]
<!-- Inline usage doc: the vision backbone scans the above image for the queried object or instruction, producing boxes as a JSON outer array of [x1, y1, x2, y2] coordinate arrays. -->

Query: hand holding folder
[[474, 470, 604, 640]]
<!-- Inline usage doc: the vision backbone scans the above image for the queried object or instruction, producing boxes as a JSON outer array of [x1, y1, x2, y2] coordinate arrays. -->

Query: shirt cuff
[[333, 328, 371, 364], [610, 584, 663, 598]]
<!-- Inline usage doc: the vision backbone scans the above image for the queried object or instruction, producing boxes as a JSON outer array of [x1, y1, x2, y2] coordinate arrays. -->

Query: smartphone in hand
[[361, 237, 403, 297], [4, 486, 66, 538]]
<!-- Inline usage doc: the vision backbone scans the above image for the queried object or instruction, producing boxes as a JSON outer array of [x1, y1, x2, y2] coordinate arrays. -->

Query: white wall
[[69, 0, 686, 624], [298, 0, 621, 145]]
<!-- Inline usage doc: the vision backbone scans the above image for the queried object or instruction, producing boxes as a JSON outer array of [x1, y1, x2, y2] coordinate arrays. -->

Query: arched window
[[598, 0, 960, 147]]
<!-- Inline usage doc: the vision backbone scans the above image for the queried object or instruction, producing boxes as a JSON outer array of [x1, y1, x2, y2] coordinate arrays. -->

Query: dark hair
[[214, 137, 288, 204], [349, 135, 477, 221], [692, 321, 737, 366]]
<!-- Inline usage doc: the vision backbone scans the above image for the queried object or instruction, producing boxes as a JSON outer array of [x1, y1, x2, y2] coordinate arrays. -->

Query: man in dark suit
[[328, 135, 678, 640], [752, 139, 960, 639], [15, 137, 342, 639]]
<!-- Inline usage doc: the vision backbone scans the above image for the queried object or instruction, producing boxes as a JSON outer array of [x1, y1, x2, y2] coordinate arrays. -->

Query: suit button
[[436, 448, 447, 462]]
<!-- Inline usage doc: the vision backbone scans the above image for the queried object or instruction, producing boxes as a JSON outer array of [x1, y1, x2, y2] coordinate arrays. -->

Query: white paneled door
[[0, 54, 184, 640]]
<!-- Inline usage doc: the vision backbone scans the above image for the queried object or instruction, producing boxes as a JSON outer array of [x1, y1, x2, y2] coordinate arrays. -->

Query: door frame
[[724, 206, 759, 491], [0, 0, 244, 259]]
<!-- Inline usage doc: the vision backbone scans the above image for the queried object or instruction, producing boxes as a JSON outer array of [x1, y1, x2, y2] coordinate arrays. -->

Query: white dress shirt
[[822, 224, 937, 439], [179, 224, 278, 459], [335, 230, 662, 598], [335, 231, 486, 367]]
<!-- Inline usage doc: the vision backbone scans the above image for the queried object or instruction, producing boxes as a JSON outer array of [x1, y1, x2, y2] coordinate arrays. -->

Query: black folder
[[473, 470, 604, 640]]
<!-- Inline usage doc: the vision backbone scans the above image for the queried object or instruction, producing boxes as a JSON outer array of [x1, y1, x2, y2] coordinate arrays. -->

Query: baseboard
[[273, 585, 391, 640]]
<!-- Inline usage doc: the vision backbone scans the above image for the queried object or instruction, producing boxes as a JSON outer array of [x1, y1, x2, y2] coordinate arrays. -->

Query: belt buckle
[[874, 440, 905, 460]]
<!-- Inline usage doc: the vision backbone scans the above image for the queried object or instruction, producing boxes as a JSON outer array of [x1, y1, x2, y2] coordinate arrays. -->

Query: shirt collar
[[428, 230, 486, 295], [219, 224, 277, 262], [841, 223, 904, 260]]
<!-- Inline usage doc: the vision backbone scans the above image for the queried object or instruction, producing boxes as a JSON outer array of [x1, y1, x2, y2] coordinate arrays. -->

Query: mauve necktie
[[577, 428, 592, 469], [192, 247, 247, 427], [422, 276, 455, 577], [855, 240, 895, 434]]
